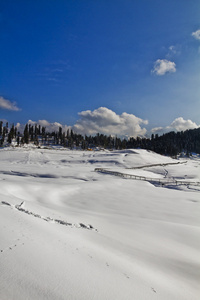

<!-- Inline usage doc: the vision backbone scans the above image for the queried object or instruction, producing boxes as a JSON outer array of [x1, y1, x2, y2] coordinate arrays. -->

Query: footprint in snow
[[2, 200, 98, 232]]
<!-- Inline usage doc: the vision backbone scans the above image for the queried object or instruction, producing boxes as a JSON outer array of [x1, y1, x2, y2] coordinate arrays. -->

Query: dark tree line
[[0, 121, 200, 157]]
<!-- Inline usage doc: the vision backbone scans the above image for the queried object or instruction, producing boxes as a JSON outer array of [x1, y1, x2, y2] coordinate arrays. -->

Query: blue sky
[[0, 0, 200, 137]]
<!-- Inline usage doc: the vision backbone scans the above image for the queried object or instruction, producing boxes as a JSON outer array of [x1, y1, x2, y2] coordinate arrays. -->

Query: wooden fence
[[94, 168, 200, 187]]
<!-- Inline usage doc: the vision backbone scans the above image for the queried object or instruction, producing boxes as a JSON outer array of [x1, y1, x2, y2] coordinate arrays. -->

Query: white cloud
[[16, 120, 71, 133], [169, 45, 176, 54], [192, 29, 200, 40], [0, 96, 21, 111], [73, 107, 148, 137], [167, 117, 199, 132], [151, 59, 176, 76], [166, 45, 181, 58], [15, 108, 147, 138], [15, 114, 199, 141], [28, 120, 71, 133], [152, 117, 199, 134], [151, 127, 164, 134]]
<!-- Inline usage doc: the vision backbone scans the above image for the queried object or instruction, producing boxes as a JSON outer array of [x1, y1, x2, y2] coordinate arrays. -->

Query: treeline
[[0, 121, 200, 157]]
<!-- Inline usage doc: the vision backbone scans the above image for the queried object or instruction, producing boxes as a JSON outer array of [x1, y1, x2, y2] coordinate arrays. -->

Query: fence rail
[[94, 168, 200, 187]]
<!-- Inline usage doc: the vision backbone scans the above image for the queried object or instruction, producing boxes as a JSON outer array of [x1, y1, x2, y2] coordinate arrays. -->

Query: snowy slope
[[0, 147, 200, 300]]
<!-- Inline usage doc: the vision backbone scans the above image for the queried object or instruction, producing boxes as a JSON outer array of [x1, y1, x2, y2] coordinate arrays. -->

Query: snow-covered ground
[[0, 147, 200, 300]]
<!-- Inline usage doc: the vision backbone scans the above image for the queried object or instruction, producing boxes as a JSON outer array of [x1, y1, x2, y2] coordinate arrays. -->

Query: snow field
[[0, 147, 200, 299]]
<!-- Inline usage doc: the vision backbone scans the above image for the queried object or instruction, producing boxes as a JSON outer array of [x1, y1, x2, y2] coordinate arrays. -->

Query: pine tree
[[7, 124, 15, 144], [0, 121, 3, 136], [24, 124, 29, 144]]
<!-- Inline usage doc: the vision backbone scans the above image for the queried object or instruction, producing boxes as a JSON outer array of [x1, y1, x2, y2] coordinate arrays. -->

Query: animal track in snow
[[123, 273, 130, 279], [0, 239, 25, 254], [1, 201, 98, 232]]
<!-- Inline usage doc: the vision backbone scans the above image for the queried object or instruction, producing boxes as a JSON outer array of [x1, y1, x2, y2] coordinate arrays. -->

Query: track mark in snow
[[1, 201, 98, 232], [0, 170, 58, 178], [126, 161, 187, 170], [1, 240, 25, 254], [1, 201, 11, 206], [187, 186, 200, 192], [0, 171, 89, 181], [123, 273, 130, 279]]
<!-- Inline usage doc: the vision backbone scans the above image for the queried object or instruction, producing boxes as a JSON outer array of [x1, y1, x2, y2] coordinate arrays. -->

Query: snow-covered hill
[[0, 147, 200, 300]]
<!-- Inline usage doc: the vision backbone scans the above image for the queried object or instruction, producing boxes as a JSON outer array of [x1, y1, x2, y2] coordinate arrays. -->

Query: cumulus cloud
[[152, 117, 199, 134], [73, 107, 148, 137], [151, 127, 164, 134], [16, 120, 71, 133], [192, 29, 200, 40], [151, 59, 176, 76], [166, 117, 199, 132], [29, 120, 71, 133], [15, 113, 199, 140], [15, 108, 147, 138], [0, 96, 21, 111]]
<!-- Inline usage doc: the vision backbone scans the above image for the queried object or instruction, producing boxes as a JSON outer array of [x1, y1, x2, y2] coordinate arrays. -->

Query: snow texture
[[0, 147, 200, 300]]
